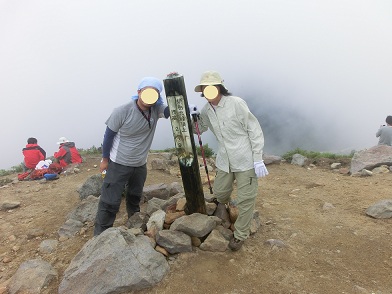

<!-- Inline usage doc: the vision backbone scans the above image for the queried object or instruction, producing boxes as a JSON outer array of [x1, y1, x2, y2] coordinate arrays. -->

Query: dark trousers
[[94, 161, 147, 236]]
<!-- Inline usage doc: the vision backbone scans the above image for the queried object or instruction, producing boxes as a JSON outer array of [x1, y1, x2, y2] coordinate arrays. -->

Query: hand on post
[[188, 104, 200, 119]]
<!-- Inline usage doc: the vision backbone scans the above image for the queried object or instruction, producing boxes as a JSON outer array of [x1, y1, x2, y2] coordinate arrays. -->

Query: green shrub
[[196, 144, 214, 158], [282, 148, 353, 162], [11, 165, 23, 173], [78, 145, 101, 155], [0, 164, 23, 177], [0, 169, 12, 177]]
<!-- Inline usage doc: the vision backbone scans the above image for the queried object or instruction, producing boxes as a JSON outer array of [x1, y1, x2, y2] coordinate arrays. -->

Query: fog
[[1, 0, 391, 169]]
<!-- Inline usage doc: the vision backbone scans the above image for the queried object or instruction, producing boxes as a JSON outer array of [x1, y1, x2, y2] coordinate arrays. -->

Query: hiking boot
[[229, 237, 244, 251]]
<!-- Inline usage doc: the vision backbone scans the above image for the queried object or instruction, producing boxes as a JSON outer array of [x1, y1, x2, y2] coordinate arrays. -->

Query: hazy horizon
[[1, 0, 391, 170]]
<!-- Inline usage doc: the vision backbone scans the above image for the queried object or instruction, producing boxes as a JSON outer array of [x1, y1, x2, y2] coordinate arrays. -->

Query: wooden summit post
[[163, 72, 206, 215]]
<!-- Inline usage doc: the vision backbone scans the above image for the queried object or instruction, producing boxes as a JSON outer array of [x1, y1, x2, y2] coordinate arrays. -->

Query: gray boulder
[[156, 230, 192, 254], [66, 195, 99, 223], [8, 259, 58, 294], [365, 199, 392, 219], [291, 154, 307, 166], [263, 154, 282, 165], [350, 145, 392, 174], [58, 227, 169, 294], [77, 174, 103, 200], [170, 213, 218, 237]]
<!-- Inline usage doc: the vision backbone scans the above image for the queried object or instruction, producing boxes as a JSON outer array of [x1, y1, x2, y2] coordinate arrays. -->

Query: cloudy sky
[[1, 0, 391, 169]]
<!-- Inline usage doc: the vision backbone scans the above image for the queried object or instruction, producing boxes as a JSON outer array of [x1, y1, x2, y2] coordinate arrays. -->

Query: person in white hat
[[53, 137, 82, 167], [191, 70, 268, 251], [94, 77, 170, 236]]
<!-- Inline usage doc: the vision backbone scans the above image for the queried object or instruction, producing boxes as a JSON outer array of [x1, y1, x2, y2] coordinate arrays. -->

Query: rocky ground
[[0, 153, 391, 294]]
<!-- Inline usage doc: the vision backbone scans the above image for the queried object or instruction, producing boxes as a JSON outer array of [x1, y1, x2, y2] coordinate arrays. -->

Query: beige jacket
[[195, 95, 264, 173]]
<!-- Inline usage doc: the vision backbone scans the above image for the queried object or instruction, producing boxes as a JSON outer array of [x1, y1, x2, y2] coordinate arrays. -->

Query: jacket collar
[[208, 95, 228, 110]]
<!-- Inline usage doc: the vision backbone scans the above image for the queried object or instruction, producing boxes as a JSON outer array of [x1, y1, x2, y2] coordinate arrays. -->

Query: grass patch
[[282, 148, 354, 162], [151, 144, 215, 158], [0, 164, 23, 177], [78, 146, 101, 156]]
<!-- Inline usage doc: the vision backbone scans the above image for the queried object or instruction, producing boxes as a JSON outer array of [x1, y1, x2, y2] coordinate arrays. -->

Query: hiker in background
[[191, 70, 268, 251], [22, 137, 46, 171], [376, 115, 392, 146], [53, 137, 83, 167], [94, 77, 170, 236]]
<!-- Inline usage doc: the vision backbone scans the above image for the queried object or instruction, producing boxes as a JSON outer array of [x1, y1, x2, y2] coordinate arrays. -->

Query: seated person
[[376, 115, 392, 146], [53, 137, 83, 167], [22, 137, 46, 171]]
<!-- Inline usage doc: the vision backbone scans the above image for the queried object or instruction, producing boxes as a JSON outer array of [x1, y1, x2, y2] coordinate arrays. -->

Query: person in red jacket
[[53, 137, 83, 167], [22, 137, 46, 171]]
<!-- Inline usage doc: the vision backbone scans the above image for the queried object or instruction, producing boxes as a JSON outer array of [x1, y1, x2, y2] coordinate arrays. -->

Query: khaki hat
[[194, 71, 228, 92]]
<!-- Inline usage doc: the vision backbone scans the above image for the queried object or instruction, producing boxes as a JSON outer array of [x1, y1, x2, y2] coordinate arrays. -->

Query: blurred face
[[202, 85, 221, 105], [138, 87, 159, 107]]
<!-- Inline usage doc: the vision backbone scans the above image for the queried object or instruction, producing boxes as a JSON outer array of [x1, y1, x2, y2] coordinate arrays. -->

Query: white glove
[[188, 104, 200, 116], [254, 161, 268, 178]]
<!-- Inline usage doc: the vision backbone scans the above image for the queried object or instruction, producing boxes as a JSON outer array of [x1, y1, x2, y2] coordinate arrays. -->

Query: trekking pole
[[192, 114, 213, 194]]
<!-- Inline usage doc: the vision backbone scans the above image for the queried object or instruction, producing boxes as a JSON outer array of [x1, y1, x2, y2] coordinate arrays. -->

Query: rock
[[150, 158, 169, 172], [361, 169, 373, 177], [155, 245, 169, 257], [165, 211, 186, 225], [371, 165, 390, 174], [213, 203, 231, 229], [147, 210, 166, 231], [156, 230, 192, 254], [339, 168, 350, 175], [331, 163, 341, 169], [176, 198, 186, 211], [365, 199, 392, 219], [199, 229, 229, 252], [126, 212, 148, 231], [264, 239, 286, 248], [322, 202, 335, 210], [263, 154, 282, 165], [291, 154, 307, 166], [39, 239, 59, 254], [170, 213, 217, 238], [143, 183, 170, 201], [77, 174, 103, 200], [66, 195, 99, 223], [1, 201, 21, 210], [8, 259, 58, 294], [190, 236, 202, 247], [58, 227, 169, 294], [350, 145, 392, 174], [58, 219, 83, 238]]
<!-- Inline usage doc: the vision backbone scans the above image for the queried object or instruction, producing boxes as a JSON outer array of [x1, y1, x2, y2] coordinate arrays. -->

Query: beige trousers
[[213, 168, 258, 241]]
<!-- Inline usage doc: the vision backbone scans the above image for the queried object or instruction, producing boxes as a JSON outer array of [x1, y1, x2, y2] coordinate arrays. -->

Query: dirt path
[[1, 155, 391, 294]]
